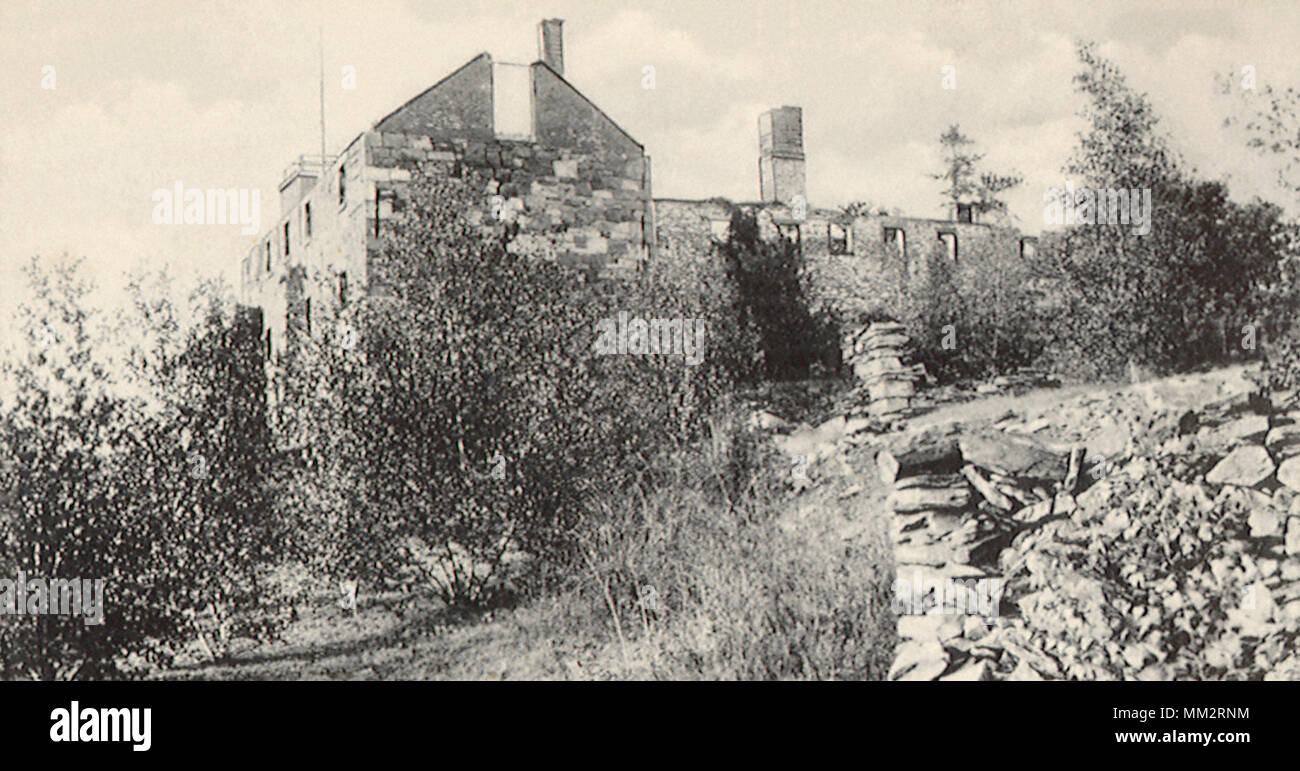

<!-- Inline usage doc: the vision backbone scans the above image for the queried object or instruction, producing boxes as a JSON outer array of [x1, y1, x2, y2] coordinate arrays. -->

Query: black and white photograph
[[2, 0, 1297, 756]]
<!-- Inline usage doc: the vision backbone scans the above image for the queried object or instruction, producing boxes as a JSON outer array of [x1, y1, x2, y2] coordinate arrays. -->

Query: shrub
[[278, 166, 753, 606], [720, 209, 840, 380], [871, 231, 1046, 384], [1035, 43, 1285, 381], [0, 261, 286, 678]]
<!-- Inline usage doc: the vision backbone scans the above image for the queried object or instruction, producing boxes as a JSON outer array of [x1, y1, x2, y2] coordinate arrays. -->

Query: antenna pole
[[318, 22, 327, 162]]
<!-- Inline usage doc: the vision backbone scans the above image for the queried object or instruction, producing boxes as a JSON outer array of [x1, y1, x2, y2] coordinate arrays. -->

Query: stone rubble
[[759, 362, 1300, 680], [879, 377, 1300, 681], [770, 363, 1300, 681]]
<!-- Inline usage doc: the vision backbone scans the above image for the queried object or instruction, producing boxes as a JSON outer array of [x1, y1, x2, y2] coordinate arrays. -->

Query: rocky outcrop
[[883, 379, 1300, 681]]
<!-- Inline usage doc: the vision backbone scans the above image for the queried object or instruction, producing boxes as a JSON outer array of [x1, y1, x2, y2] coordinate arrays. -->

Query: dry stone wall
[[843, 322, 920, 421]]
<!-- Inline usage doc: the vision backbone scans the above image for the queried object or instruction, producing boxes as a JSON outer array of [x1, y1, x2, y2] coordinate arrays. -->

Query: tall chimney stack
[[538, 18, 565, 75], [758, 106, 806, 205]]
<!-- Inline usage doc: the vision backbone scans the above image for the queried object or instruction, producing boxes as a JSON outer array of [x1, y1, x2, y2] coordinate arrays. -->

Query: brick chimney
[[758, 106, 806, 205], [538, 18, 564, 75]]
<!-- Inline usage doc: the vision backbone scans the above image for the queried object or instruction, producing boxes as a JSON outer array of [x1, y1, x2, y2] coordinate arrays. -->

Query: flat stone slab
[[1266, 422, 1300, 461], [1206, 445, 1275, 488], [959, 431, 1069, 481]]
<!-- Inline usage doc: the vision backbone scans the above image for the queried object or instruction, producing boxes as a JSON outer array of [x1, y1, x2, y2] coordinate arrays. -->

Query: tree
[[0, 259, 285, 678], [1036, 41, 1284, 378], [931, 124, 1023, 221], [277, 168, 749, 606], [719, 209, 838, 379], [1227, 76, 1300, 389]]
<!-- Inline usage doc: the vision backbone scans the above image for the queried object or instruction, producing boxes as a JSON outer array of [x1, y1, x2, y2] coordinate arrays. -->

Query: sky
[[2, 0, 1298, 320]]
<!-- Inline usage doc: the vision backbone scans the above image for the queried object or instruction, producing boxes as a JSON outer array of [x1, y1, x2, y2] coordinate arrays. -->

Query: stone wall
[[845, 322, 918, 420], [374, 54, 494, 141], [241, 134, 370, 372], [649, 199, 1025, 331], [364, 60, 649, 280], [243, 51, 652, 371], [364, 128, 649, 279]]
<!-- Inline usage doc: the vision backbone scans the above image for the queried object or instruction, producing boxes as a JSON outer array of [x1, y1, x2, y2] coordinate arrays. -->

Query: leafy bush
[[863, 231, 1046, 384], [1034, 43, 1286, 381], [278, 166, 754, 606], [0, 261, 286, 679], [720, 209, 840, 379], [1038, 180, 1287, 381]]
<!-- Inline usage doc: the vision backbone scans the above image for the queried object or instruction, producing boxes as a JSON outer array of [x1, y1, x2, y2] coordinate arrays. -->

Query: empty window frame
[[828, 222, 851, 255], [283, 221, 291, 257], [938, 230, 957, 263], [303, 201, 312, 240], [883, 227, 906, 260], [492, 62, 534, 140], [338, 163, 347, 206]]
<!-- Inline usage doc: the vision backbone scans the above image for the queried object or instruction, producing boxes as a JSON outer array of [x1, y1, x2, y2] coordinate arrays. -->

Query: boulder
[[1085, 416, 1132, 460], [961, 465, 1015, 510], [749, 410, 792, 432], [1205, 445, 1275, 488], [927, 510, 967, 537], [889, 639, 948, 681], [939, 660, 992, 681], [876, 433, 962, 484], [868, 378, 916, 400], [1248, 506, 1285, 539], [1008, 660, 1045, 681], [1277, 456, 1300, 493], [1201, 414, 1269, 448], [888, 485, 971, 513], [1266, 423, 1300, 461], [897, 614, 946, 641], [863, 332, 909, 351]]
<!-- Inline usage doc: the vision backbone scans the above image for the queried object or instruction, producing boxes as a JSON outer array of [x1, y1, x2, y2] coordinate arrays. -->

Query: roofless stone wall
[[365, 129, 650, 280]]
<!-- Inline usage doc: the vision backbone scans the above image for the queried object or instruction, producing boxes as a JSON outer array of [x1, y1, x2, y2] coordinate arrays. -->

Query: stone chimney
[[538, 18, 564, 75], [758, 106, 806, 205]]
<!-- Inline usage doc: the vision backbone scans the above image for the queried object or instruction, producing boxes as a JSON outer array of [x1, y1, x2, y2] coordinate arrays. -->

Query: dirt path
[[908, 382, 1114, 432]]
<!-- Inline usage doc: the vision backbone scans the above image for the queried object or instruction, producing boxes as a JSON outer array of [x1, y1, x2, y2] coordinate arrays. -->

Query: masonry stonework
[[239, 17, 1030, 412]]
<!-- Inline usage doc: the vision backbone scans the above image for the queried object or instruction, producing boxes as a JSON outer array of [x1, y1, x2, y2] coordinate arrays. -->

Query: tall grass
[[571, 411, 897, 680]]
